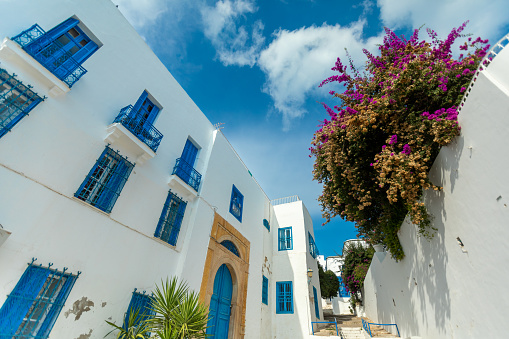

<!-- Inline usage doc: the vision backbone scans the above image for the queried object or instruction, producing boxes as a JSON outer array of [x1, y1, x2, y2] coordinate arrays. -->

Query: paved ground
[[313, 310, 398, 337]]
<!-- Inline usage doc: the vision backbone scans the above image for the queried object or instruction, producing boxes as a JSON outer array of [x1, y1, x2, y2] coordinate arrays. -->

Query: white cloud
[[257, 20, 383, 129], [201, 0, 265, 66], [377, 0, 509, 42], [115, 0, 169, 28]]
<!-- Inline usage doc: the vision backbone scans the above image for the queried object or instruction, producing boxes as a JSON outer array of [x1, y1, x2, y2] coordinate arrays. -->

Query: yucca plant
[[105, 307, 152, 339], [149, 277, 209, 339]]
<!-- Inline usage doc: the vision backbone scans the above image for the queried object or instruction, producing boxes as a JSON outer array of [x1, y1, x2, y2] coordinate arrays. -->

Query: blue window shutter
[[313, 286, 320, 319], [132, 91, 148, 114], [181, 139, 198, 167], [262, 276, 268, 305], [145, 104, 159, 125], [0, 265, 50, 336], [124, 291, 154, 329], [95, 158, 123, 212], [38, 275, 77, 337], [45, 18, 79, 41], [278, 229, 284, 250], [72, 40, 98, 64], [169, 200, 187, 246]]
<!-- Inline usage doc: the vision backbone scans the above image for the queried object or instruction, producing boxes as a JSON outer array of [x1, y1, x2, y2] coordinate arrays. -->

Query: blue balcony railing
[[172, 158, 202, 191], [113, 105, 163, 153], [11, 24, 87, 88]]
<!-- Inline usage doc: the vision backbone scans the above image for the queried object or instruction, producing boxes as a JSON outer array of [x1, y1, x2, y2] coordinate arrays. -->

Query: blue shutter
[[124, 292, 153, 329], [181, 139, 198, 167], [45, 18, 79, 41], [278, 229, 284, 250], [145, 104, 159, 125], [38, 274, 77, 337], [262, 276, 268, 305], [132, 91, 148, 115], [169, 200, 187, 246], [95, 158, 121, 212], [313, 286, 320, 319], [72, 40, 98, 64], [0, 265, 50, 336]]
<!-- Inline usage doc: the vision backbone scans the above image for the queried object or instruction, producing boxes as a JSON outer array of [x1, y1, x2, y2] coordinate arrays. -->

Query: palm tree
[[105, 307, 152, 339]]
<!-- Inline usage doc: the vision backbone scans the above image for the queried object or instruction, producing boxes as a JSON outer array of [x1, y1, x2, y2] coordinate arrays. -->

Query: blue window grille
[[338, 276, 350, 297], [263, 219, 270, 231], [11, 18, 99, 88], [75, 146, 134, 213], [229, 185, 244, 222], [172, 139, 202, 191], [278, 227, 293, 251], [0, 259, 79, 338], [154, 190, 187, 246], [124, 289, 154, 330], [276, 281, 293, 314], [308, 232, 319, 259], [262, 276, 268, 305], [0, 68, 43, 139], [220, 240, 240, 257], [113, 91, 163, 153], [313, 286, 320, 319]]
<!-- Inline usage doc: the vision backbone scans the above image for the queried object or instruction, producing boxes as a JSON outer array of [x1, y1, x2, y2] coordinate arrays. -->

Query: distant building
[[0, 1, 322, 338]]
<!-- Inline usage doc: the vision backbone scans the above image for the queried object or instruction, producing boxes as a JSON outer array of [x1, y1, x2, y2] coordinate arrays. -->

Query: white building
[[0, 1, 322, 338]]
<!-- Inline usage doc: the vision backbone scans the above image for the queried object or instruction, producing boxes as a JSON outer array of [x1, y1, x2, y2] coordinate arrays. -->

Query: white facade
[[363, 34, 509, 338], [318, 254, 351, 315], [0, 1, 322, 338]]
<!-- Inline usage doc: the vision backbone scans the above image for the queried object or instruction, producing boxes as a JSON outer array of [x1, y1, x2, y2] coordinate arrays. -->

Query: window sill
[[152, 237, 179, 252], [72, 196, 111, 217], [167, 174, 198, 202], [105, 123, 156, 165], [0, 37, 70, 97], [0, 227, 12, 247]]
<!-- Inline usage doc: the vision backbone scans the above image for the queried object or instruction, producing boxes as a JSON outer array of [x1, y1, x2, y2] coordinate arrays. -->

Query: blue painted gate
[[207, 264, 233, 338]]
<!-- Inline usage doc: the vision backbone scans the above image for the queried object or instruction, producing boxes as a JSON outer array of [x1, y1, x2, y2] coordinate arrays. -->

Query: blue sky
[[116, 0, 509, 258]]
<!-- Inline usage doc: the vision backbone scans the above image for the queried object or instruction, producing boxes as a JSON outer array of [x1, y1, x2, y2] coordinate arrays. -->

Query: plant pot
[[373, 244, 384, 252]]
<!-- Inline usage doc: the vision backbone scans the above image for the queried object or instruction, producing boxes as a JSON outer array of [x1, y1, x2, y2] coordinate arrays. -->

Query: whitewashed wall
[[363, 36, 509, 338]]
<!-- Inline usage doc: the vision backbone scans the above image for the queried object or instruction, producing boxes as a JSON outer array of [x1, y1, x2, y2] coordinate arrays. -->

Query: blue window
[[0, 262, 78, 338], [263, 219, 270, 231], [75, 146, 134, 213], [338, 276, 350, 297], [220, 240, 240, 257], [0, 68, 43, 139], [262, 276, 268, 305], [278, 227, 293, 251], [276, 281, 293, 314], [154, 190, 187, 246], [172, 139, 202, 191], [313, 286, 320, 319], [229, 185, 243, 222], [12, 18, 99, 88], [114, 91, 163, 153], [124, 289, 154, 329], [308, 232, 319, 259]]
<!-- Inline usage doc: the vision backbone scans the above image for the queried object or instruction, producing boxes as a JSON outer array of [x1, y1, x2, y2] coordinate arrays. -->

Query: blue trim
[[229, 185, 243, 222], [220, 240, 240, 257], [181, 139, 198, 168], [0, 262, 78, 338], [155, 190, 187, 246], [278, 227, 293, 251], [276, 281, 293, 314], [263, 219, 270, 231], [262, 276, 268, 305], [74, 146, 134, 213], [308, 232, 319, 259], [338, 276, 350, 298], [313, 286, 320, 320], [124, 289, 154, 331]]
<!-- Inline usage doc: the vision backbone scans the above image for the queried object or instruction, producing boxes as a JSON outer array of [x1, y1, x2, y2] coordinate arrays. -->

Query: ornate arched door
[[206, 264, 233, 338]]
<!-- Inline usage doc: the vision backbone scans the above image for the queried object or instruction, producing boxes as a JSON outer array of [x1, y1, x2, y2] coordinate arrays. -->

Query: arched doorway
[[206, 264, 233, 338]]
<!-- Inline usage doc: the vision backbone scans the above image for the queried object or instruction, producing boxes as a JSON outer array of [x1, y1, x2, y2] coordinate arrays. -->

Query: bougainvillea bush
[[342, 242, 374, 306], [311, 24, 490, 260]]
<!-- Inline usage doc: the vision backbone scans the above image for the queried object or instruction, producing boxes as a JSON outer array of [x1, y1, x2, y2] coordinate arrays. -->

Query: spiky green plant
[[105, 307, 152, 339]]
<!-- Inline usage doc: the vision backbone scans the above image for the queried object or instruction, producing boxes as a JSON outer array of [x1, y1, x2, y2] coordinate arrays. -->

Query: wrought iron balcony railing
[[11, 24, 87, 88], [172, 158, 202, 192], [113, 105, 163, 153]]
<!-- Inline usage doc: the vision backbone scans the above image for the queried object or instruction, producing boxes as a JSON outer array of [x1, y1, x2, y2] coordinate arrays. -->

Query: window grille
[[0, 260, 79, 338], [262, 276, 268, 305], [308, 232, 319, 259], [124, 289, 154, 330], [75, 146, 134, 213], [229, 185, 244, 222], [276, 281, 293, 314], [154, 190, 186, 246], [0, 68, 43, 139], [278, 227, 293, 251], [263, 219, 270, 231], [220, 240, 240, 257], [313, 286, 320, 319]]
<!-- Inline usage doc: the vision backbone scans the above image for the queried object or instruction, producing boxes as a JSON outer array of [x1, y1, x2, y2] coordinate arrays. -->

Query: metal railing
[[362, 318, 400, 337], [311, 319, 339, 336], [113, 105, 163, 153], [271, 195, 301, 206], [172, 157, 202, 192], [12, 24, 87, 88]]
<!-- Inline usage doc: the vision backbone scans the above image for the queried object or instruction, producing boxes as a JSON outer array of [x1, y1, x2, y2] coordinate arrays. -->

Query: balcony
[[11, 24, 86, 88], [172, 158, 202, 192]]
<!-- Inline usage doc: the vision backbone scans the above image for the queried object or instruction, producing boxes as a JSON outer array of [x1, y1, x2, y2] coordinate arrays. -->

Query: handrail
[[311, 318, 339, 336], [362, 318, 400, 337], [172, 157, 202, 192], [271, 195, 301, 206], [113, 105, 163, 153]]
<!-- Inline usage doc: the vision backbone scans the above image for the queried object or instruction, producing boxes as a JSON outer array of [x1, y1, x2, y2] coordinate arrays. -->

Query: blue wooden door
[[206, 264, 233, 338]]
